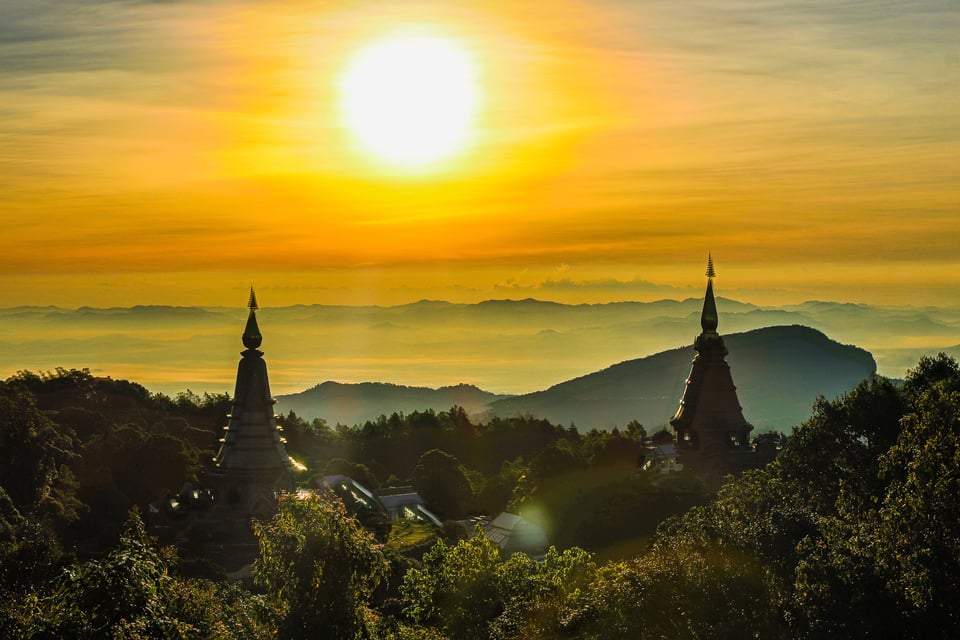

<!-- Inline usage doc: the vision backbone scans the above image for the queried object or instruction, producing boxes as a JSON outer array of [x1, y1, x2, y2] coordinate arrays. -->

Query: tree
[[656, 358, 960, 638], [624, 419, 647, 442], [0, 388, 76, 512], [324, 458, 381, 490], [412, 450, 475, 519], [253, 491, 388, 640], [22, 509, 272, 639], [775, 375, 904, 513], [401, 534, 594, 640], [794, 365, 960, 639], [402, 533, 504, 640], [558, 543, 785, 640], [27, 510, 180, 639], [900, 353, 960, 406], [874, 377, 960, 635]]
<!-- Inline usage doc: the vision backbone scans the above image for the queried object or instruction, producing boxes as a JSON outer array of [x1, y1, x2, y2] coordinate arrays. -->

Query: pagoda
[[669, 256, 756, 476], [212, 288, 296, 484], [200, 289, 298, 567]]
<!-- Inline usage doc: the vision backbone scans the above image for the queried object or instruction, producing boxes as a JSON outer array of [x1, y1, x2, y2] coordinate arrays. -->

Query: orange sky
[[3, 0, 958, 308]]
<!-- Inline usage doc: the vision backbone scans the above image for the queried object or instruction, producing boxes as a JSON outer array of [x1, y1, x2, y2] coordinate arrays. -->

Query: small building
[[479, 512, 549, 559], [376, 486, 443, 527], [319, 474, 383, 514], [641, 443, 684, 473], [318, 477, 443, 528]]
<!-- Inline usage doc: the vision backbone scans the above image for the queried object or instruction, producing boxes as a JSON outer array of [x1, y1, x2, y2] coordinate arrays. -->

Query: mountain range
[[276, 325, 876, 433], [0, 297, 955, 398]]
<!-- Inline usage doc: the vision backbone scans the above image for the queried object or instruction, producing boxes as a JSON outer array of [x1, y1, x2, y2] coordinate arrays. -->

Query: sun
[[338, 33, 481, 171]]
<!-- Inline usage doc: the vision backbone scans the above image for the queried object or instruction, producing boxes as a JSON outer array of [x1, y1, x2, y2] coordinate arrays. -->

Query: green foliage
[[657, 467, 814, 586], [2, 369, 217, 557], [776, 375, 904, 512], [5, 356, 960, 638], [900, 352, 960, 406], [656, 357, 960, 638], [793, 361, 960, 638], [401, 533, 594, 640], [387, 520, 440, 556], [74, 422, 201, 550], [877, 377, 960, 616], [528, 438, 582, 479], [324, 457, 382, 490], [478, 457, 528, 515], [513, 456, 709, 553], [253, 491, 388, 640], [0, 388, 77, 512], [557, 543, 784, 640], [280, 410, 332, 458], [624, 419, 648, 442], [22, 509, 274, 639], [0, 488, 67, 598], [412, 449, 476, 519], [30, 510, 178, 638]]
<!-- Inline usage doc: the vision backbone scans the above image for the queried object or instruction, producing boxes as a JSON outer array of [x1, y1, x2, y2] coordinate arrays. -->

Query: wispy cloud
[[1, 0, 958, 307]]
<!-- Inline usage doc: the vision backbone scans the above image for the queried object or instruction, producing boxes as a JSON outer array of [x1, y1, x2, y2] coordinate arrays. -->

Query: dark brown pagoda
[[670, 256, 755, 476], [199, 289, 298, 568], [213, 288, 295, 483]]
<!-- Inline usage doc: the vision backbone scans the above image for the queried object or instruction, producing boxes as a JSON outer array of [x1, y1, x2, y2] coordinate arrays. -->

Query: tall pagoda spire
[[242, 287, 263, 350], [700, 253, 719, 334], [213, 290, 295, 487], [669, 255, 755, 477], [189, 291, 299, 571]]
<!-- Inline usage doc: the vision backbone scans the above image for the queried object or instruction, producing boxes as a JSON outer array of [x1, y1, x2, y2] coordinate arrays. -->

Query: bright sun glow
[[338, 34, 481, 171]]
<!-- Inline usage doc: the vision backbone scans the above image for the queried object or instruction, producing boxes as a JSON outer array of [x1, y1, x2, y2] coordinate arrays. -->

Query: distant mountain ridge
[[276, 325, 875, 433], [1, 298, 950, 398], [276, 382, 511, 426]]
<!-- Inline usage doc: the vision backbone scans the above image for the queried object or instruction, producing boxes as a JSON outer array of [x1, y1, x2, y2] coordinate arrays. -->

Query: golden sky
[[3, 0, 958, 308]]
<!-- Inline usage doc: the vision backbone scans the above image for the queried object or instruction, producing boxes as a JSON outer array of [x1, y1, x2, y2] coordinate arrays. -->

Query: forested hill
[[486, 324, 875, 432], [276, 382, 510, 426], [276, 325, 874, 432]]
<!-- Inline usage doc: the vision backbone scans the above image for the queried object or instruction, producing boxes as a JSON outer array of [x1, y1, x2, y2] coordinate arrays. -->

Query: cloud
[[2, 0, 958, 308]]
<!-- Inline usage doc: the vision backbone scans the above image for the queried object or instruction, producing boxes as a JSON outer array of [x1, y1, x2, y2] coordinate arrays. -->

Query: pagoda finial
[[700, 255, 719, 334], [242, 288, 263, 350]]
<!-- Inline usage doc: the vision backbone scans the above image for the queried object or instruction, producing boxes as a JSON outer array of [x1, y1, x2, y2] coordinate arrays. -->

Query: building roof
[[319, 475, 382, 512], [377, 492, 425, 511], [482, 512, 549, 557]]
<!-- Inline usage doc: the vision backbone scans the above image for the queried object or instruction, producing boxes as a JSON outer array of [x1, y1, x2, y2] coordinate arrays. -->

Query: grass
[[386, 519, 439, 554]]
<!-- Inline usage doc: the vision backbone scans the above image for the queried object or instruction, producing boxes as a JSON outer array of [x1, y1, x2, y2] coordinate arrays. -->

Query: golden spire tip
[[705, 253, 716, 279]]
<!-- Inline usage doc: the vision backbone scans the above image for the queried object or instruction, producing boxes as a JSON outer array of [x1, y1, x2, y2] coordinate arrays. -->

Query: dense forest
[[1, 355, 958, 638]]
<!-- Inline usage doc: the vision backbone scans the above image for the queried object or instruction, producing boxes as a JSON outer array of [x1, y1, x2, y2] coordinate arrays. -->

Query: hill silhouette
[[276, 382, 510, 426], [486, 325, 875, 432], [275, 325, 874, 432]]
